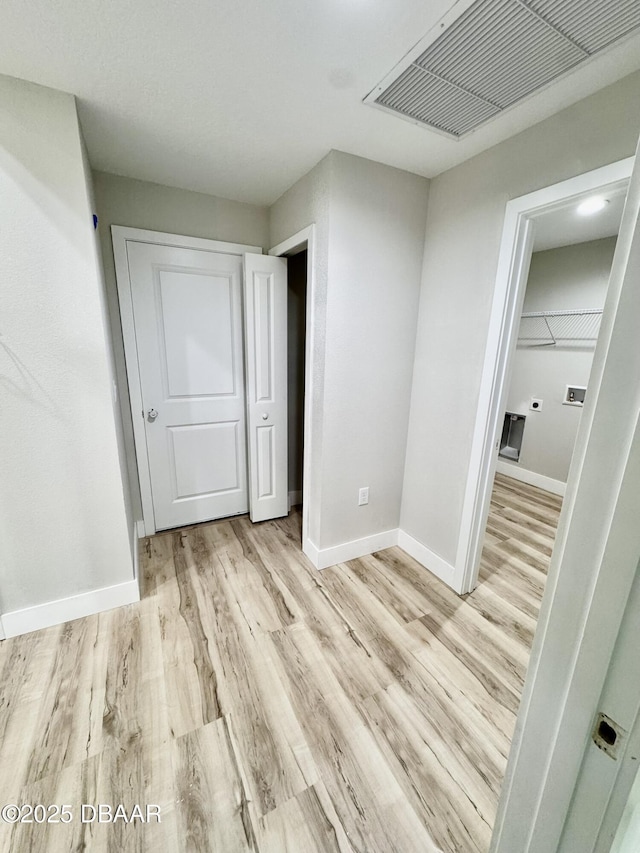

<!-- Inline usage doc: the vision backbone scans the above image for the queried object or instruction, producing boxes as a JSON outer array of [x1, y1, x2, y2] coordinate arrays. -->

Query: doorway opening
[[494, 200, 623, 501], [285, 250, 307, 518], [456, 158, 634, 598], [269, 225, 316, 558]]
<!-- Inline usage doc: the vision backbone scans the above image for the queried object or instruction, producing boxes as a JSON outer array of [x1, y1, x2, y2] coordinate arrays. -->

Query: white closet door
[[243, 254, 288, 522], [127, 241, 248, 530]]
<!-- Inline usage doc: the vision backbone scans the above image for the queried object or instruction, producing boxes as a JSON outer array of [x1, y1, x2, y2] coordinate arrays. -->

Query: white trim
[[135, 519, 146, 539], [1, 579, 140, 639], [132, 520, 141, 599], [112, 226, 262, 537], [398, 530, 457, 589], [269, 226, 317, 561], [288, 490, 302, 509], [457, 157, 634, 596], [303, 538, 320, 568], [495, 462, 566, 497], [269, 226, 313, 258], [316, 529, 399, 571], [0, 615, 5, 641], [111, 225, 261, 257]]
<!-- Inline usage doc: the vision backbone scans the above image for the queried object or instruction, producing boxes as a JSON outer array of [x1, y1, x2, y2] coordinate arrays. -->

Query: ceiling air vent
[[365, 0, 640, 137]]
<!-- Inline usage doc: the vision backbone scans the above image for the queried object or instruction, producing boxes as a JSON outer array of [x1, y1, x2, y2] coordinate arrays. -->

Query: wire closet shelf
[[517, 308, 603, 347]]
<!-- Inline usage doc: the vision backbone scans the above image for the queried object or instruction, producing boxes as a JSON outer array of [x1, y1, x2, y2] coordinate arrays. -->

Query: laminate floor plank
[[155, 541, 222, 739], [405, 618, 517, 748], [361, 683, 493, 853], [258, 782, 355, 853], [480, 544, 546, 610], [0, 474, 557, 853], [269, 624, 442, 853], [172, 716, 259, 853], [463, 579, 538, 650], [493, 473, 563, 512], [490, 486, 561, 526], [347, 554, 431, 624], [181, 534, 317, 818], [318, 566, 507, 811], [97, 599, 177, 853], [486, 515, 555, 556]]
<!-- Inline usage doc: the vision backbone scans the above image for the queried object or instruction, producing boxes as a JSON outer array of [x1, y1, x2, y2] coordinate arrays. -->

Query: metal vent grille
[[368, 0, 640, 137]]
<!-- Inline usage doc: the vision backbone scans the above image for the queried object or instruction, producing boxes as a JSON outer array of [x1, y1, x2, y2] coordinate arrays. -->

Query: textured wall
[[503, 238, 616, 484], [0, 75, 133, 612], [401, 71, 640, 565], [319, 152, 429, 549], [270, 151, 429, 550]]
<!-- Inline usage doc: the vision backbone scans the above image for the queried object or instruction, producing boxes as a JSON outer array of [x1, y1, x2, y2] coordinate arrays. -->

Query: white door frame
[[491, 144, 640, 852], [112, 226, 261, 536], [456, 156, 634, 595], [269, 225, 316, 564]]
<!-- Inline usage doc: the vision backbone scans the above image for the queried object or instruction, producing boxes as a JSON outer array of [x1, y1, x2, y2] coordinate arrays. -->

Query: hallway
[[0, 475, 561, 852]]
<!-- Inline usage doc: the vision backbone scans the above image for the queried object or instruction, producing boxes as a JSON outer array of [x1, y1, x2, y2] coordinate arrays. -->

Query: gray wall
[[502, 238, 616, 484], [81, 142, 136, 567], [320, 152, 429, 549], [0, 76, 133, 612], [93, 171, 270, 521], [401, 70, 640, 566], [271, 151, 430, 550]]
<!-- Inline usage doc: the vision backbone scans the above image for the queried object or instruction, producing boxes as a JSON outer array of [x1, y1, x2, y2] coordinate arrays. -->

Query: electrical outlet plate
[[530, 397, 543, 412], [358, 487, 369, 506]]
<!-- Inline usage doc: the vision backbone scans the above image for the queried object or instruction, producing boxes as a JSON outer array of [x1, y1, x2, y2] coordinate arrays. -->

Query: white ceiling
[[533, 187, 627, 251], [1, 0, 639, 206]]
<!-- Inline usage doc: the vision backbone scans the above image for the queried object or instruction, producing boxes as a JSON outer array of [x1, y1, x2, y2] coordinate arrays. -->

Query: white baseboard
[[303, 537, 320, 568], [397, 530, 458, 588], [316, 529, 399, 570], [288, 490, 303, 510], [1, 579, 140, 639], [495, 461, 566, 496], [305, 526, 460, 591], [136, 519, 146, 539]]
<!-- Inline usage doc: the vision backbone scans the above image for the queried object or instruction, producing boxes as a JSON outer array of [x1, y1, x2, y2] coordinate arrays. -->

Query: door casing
[[269, 225, 317, 565], [460, 156, 634, 597], [491, 146, 640, 851]]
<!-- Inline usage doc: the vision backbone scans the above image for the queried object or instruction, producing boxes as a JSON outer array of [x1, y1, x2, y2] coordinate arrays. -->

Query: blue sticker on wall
[[93, 214, 98, 230]]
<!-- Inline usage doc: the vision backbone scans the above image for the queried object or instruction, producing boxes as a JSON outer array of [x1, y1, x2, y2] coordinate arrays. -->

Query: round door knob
[[261, 413, 269, 420], [147, 408, 158, 421]]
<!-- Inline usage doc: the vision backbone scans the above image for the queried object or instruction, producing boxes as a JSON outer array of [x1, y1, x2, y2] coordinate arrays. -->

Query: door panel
[[127, 242, 248, 530], [244, 254, 288, 522], [159, 269, 237, 397], [169, 421, 242, 497]]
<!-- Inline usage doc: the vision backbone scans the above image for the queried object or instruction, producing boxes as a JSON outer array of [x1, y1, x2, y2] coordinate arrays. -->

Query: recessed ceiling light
[[577, 196, 609, 216]]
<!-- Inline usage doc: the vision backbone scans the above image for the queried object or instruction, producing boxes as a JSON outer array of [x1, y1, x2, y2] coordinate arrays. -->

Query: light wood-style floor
[[0, 473, 562, 853]]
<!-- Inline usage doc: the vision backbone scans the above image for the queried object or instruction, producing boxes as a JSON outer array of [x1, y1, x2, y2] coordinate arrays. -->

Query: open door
[[243, 253, 289, 522]]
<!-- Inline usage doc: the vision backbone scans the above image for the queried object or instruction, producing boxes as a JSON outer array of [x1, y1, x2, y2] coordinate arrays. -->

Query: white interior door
[[559, 538, 640, 853], [127, 241, 248, 530], [243, 254, 288, 522]]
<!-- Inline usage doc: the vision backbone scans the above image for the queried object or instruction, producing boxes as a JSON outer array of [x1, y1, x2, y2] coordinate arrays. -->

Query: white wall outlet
[[530, 397, 543, 412], [358, 487, 369, 506]]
